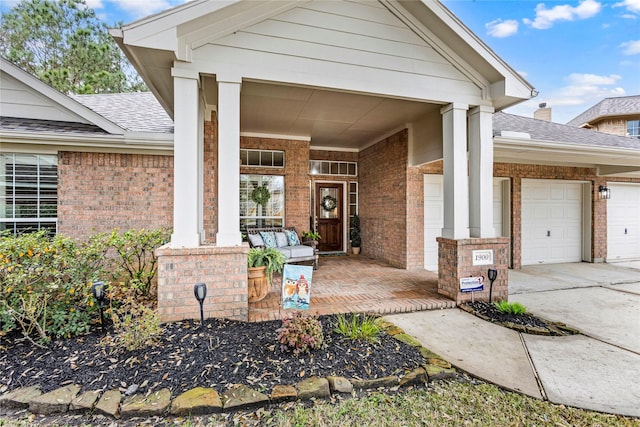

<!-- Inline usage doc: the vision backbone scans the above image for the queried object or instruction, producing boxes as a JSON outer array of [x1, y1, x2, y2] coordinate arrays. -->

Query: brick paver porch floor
[[249, 255, 456, 322]]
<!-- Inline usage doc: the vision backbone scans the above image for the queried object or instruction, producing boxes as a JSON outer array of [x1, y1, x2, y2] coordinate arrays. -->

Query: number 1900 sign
[[472, 249, 494, 266]]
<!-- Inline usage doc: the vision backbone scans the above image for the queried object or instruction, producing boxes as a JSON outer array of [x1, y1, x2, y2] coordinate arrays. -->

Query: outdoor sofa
[[246, 226, 319, 270]]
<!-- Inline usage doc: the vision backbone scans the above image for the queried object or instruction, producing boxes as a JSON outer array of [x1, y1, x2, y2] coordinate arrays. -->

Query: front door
[[315, 183, 343, 252]]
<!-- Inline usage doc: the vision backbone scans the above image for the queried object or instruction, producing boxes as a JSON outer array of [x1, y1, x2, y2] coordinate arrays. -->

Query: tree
[[0, 0, 146, 94]]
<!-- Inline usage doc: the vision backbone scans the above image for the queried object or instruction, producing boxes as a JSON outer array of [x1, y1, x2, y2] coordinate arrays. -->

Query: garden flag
[[281, 264, 313, 310]]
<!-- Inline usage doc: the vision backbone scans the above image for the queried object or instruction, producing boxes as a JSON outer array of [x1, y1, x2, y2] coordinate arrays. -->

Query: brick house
[[567, 95, 640, 139], [2, 1, 639, 322]]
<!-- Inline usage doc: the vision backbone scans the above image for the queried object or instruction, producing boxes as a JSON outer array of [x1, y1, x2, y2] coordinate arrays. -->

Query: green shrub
[[0, 230, 104, 345], [106, 228, 170, 298], [494, 300, 527, 315], [333, 313, 380, 344], [276, 311, 324, 355]]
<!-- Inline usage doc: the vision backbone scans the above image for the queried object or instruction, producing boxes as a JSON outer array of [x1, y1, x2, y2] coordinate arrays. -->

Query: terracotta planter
[[352, 247, 361, 255], [248, 266, 269, 302]]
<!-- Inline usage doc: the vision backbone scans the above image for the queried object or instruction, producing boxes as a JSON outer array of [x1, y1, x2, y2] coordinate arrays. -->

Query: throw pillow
[[247, 233, 264, 247], [275, 232, 289, 248], [259, 231, 277, 248], [284, 229, 301, 246]]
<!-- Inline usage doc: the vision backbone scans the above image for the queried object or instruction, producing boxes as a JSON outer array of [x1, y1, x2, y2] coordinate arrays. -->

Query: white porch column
[[216, 77, 242, 246], [440, 103, 470, 239], [468, 105, 495, 238], [171, 68, 202, 247]]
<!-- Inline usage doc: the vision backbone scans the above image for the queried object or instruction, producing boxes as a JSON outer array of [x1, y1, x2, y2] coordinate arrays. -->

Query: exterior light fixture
[[487, 268, 498, 303], [599, 185, 611, 200], [91, 281, 107, 332], [194, 282, 207, 328]]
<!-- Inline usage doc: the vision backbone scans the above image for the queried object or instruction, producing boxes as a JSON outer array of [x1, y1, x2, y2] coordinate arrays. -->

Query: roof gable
[[567, 95, 640, 127], [0, 57, 124, 135]]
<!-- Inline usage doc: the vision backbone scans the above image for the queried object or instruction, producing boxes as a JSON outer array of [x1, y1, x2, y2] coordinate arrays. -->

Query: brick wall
[[437, 237, 509, 304], [593, 118, 627, 137], [359, 129, 409, 268], [156, 245, 249, 322], [57, 152, 173, 240], [203, 112, 218, 243], [240, 137, 310, 233]]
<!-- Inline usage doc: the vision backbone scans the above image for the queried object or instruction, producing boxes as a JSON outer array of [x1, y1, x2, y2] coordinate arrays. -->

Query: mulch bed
[[0, 315, 425, 397], [460, 302, 579, 336]]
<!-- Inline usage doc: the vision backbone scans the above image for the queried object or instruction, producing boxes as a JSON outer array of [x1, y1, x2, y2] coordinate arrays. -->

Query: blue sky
[[3, 0, 639, 123]]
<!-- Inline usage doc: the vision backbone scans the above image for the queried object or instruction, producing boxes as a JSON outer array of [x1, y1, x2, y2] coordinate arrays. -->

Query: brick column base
[[156, 244, 249, 322], [436, 237, 509, 305]]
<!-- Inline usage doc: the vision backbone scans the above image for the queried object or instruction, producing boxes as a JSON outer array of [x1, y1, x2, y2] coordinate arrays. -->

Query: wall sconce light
[[91, 281, 107, 332], [194, 282, 207, 328], [599, 185, 611, 200], [487, 268, 498, 303]]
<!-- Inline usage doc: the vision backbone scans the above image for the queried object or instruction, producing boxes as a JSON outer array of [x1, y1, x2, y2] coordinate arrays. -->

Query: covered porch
[[249, 256, 454, 322]]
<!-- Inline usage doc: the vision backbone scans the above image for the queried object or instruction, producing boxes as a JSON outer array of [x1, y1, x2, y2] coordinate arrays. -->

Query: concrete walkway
[[384, 262, 640, 418]]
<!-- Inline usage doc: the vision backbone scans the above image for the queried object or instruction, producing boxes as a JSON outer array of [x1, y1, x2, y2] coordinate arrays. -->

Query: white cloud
[[523, 0, 602, 29], [566, 73, 622, 86], [85, 0, 104, 9], [620, 40, 640, 54], [614, 0, 640, 13], [486, 19, 519, 38]]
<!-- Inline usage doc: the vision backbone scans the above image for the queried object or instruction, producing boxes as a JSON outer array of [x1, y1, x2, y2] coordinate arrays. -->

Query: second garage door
[[607, 183, 640, 261], [522, 180, 584, 265]]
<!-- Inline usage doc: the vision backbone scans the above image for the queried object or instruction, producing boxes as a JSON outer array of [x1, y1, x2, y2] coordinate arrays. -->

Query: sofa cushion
[[275, 232, 289, 248], [247, 233, 264, 247], [284, 229, 301, 246], [275, 245, 314, 259], [259, 231, 277, 248]]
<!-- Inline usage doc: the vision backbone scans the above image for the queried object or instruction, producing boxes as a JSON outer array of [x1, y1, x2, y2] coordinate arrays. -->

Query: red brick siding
[[156, 245, 249, 322], [240, 137, 310, 233], [203, 112, 218, 244], [358, 129, 409, 268], [57, 152, 173, 240]]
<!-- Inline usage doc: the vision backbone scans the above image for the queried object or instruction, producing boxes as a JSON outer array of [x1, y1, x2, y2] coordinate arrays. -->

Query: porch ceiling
[[238, 81, 440, 150]]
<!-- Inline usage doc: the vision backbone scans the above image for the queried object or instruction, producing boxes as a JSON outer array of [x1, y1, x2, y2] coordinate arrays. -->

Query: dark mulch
[[461, 302, 579, 336], [0, 315, 425, 397]]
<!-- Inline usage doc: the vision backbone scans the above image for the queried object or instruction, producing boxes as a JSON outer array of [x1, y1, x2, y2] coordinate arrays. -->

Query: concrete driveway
[[385, 262, 640, 417]]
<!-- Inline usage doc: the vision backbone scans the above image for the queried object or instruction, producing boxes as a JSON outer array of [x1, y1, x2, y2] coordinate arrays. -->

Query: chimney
[[534, 102, 552, 122]]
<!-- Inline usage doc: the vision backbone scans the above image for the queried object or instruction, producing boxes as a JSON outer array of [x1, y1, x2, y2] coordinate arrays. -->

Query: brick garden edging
[[0, 321, 456, 420]]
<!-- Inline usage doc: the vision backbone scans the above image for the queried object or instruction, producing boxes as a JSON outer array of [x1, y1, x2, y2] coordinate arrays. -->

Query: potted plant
[[247, 247, 285, 302], [301, 230, 321, 251], [350, 214, 361, 255]]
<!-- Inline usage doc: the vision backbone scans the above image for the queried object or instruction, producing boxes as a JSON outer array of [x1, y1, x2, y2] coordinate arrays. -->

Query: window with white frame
[[1, 154, 58, 235], [240, 149, 285, 167], [309, 160, 357, 176], [627, 120, 640, 139], [240, 175, 284, 231]]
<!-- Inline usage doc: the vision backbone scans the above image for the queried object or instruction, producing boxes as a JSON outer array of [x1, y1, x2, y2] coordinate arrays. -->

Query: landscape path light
[[487, 268, 498, 303], [91, 281, 107, 332], [194, 282, 207, 328]]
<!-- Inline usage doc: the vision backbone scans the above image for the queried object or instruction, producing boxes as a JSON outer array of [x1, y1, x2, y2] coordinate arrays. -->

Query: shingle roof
[[0, 117, 108, 135], [71, 92, 174, 134], [494, 112, 639, 149], [566, 95, 640, 127]]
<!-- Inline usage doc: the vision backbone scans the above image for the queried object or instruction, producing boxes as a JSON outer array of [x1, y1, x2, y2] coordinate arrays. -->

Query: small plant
[[333, 313, 380, 344], [247, 247, 285, 286], [276, 311, 324, 355], [301, 231, 321, 241], [102, 296, 162, 352], [494, 300, 527, 315], [349, 214, 361, 248]]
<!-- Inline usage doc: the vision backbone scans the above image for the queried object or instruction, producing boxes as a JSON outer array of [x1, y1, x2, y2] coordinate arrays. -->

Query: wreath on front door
[[251, 185, 271, 207], [321, 195, 338, 212]]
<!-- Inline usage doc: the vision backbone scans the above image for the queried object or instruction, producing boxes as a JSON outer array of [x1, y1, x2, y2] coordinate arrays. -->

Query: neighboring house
[[2, 0, 639, 323], [567, 95, 640, 139]]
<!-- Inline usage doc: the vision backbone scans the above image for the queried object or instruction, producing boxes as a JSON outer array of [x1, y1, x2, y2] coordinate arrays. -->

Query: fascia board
[[0, 58, 126, 135], [494, 136, 640, 165], [1, 131, 174, 153]]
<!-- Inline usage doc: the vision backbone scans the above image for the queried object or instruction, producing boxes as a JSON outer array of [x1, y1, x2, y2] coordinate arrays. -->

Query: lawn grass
[[1, 382, 637, 427]]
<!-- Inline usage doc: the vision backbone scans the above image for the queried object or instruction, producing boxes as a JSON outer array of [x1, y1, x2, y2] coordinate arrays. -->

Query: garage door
[[607, 183, 640, 261], [423, 175, 505, 271], [522, 180, 583, 265]]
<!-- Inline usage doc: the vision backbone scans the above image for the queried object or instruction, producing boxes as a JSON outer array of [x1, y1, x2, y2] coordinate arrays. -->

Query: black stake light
[[91, 281, 107, 332], [194, 282, 207, 328], [487, 268, 498, 303]]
